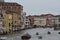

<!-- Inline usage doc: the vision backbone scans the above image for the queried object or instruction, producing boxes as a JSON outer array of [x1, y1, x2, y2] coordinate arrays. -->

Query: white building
[[34, 16, 46, 26], [25, 16, 30, 28], [21, 12, 26, 29]]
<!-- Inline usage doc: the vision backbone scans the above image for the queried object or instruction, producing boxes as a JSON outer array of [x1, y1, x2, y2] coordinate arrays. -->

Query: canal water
[[0, 28, 60, 40]]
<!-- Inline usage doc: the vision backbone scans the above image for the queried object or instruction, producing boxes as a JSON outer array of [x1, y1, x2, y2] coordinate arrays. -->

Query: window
[[9, 23, 11, 26], [28, 22, 29, 24], [26, 20, 28, 21], [15, 21, 17, 23], [59, 18, 60, 22], [59, 24, 60, 26], [14, 6, 16, 9], [4, 6, 8, 10], [26, 22, 27, 24], [0, 14, 3, 17], [1, 14, 3, 17], [0, 22, 2, 24]]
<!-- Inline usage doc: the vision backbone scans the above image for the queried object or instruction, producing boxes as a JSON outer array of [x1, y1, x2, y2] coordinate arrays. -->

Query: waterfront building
[[0, 2, 23, 32], [33, 15, 46, 27]]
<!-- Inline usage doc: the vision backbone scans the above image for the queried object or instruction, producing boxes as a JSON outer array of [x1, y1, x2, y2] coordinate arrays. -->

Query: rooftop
[[0, 2, 22, 6]]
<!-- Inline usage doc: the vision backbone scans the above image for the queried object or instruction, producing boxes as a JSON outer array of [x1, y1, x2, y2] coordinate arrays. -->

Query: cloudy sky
[[5, 0, 60, 15]]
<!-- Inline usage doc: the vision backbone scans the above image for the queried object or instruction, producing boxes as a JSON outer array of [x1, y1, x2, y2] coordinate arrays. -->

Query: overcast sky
[[5, 0, 60, 15]]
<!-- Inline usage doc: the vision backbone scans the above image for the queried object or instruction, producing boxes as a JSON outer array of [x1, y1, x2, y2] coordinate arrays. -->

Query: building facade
[[0, 2, 23, 32], [20, 12, 26, 29], [27, 15, 34, 28], [27, 14, 60, 28], [27, 15, 46, 27], [49, 15, 60, 29], [33, 15, 46, 27], [40, 14, 54, 26], [25, 16, 30, 28]]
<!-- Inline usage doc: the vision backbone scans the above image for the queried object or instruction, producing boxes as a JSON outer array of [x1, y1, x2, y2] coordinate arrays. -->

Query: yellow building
[[3, 11, 13, 32], [0, 9, 12, 32], [2, 10, 18, 32]]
